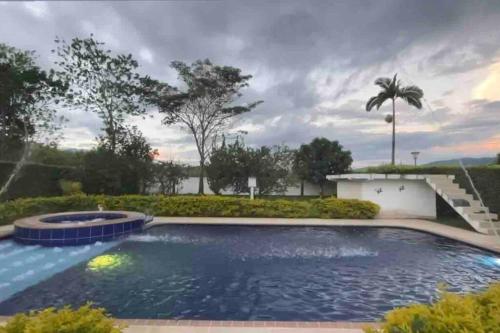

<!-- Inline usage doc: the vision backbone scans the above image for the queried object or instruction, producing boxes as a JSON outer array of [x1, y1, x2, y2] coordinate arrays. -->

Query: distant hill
[[423, 157, 496, 167]]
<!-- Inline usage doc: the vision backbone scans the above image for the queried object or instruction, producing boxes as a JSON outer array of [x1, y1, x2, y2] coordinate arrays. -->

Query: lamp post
[[411, 151, 420, 166]]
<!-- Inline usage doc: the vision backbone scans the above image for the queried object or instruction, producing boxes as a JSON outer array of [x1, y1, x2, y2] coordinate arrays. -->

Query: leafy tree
[[28, 143, 85, 167], [207, 139, 292, 195], [82, 126, 157, 195], [0, 43, 66, 198], [366, 74, 424, 165], [293, 138, 352, 196], [206, 137, 237, 194], [54, 35, 153, 153], [233, 144, 293, 195], [157, 59, 262, 194], [152, 161, 188, 195]]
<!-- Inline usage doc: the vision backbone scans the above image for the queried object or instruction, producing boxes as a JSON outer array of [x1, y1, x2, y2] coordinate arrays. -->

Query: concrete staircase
[[425, 175, 499, 235]]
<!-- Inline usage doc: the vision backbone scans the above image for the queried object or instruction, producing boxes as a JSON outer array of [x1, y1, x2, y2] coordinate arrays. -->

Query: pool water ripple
[[0, 225, 499, 321]]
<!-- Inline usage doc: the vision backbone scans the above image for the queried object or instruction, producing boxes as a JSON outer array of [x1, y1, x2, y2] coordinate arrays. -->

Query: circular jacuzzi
[[13, 211, 147, 246]]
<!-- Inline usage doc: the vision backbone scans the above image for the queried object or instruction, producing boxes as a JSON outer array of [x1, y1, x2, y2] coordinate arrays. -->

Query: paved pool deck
[[118, 320, 375, 333], [148, 217, 500, 254], [0, 317, 375, 333]]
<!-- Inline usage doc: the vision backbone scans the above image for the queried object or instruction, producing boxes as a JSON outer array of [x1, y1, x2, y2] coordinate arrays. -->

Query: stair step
[[462, 206, 489, 213], [437, 187, 466, 195], [470, 212, 498, 221], [479, 221, 500, 229], [447, 193, 474, 201]]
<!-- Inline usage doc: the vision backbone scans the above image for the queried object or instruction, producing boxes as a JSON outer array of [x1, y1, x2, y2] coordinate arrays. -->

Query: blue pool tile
[[51, 229, 64, 240], [64, 228, 77, 239], [102, 235, 114, 242], [78, 227, 91, 237], [91, 226, 103, 237], [63, 238, 78, 246], [103, 224, 114, 235], [40, 229, 51, 240]]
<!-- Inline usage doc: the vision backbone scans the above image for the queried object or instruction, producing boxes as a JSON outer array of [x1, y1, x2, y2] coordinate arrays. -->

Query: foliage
[[151, 161, 188, 195], [157, 59, 262, 194], [28, 143, 86, 167], [0, 304, 123, 333], [207, 138, 294, 195], [82, 126, 157, 195], [0, 43, 67, 158], [497, 153, 500, 164], [0, 195, 380, 226], [310, 197, 380, 219], [293, 137, 352, 196], [357, 164, 500, 213], [59, 180, 83, 196], [206, 138, 236, 194], [365, 74, 424, 165], [364, 283, 500, 333], [0, 161, 80, 201], [54, 35, 153, 153]]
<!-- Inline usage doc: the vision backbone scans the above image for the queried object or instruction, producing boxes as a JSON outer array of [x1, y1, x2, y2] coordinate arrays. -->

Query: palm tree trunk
[[391, 98, 396, 165]]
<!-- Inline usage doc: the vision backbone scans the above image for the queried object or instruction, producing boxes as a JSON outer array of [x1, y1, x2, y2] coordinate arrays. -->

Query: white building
[[327, 174, 436, 218]]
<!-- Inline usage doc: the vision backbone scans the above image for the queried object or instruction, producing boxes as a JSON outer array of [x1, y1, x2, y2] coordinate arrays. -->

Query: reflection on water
[[0, 225, 499, 321]]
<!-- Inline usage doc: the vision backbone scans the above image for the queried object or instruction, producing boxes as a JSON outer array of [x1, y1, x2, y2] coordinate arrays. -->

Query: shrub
[[311, 197, 380, 219], [0, 304, 124, 333], [59, 180, 83, 196], [0, 195, 380, 226], [364, 283, 500, 333]]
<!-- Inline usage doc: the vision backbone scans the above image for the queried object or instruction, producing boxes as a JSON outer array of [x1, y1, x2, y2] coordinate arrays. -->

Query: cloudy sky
[[1, 0, 499, 166]]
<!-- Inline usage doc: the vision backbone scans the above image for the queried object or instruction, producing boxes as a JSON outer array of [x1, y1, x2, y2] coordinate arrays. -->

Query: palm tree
[[366, 74, 424, 165]]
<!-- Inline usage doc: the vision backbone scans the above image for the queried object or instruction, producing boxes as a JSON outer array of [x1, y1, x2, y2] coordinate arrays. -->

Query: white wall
[[337, 179, 436, 218], [148, 177, 336, 196]]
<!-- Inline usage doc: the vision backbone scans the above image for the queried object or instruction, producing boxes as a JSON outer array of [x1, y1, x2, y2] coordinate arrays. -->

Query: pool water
[[0, 225, 499, 321]]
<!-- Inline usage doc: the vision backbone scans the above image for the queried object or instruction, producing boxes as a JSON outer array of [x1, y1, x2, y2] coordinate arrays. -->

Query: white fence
[[147, 177, 336, 196]]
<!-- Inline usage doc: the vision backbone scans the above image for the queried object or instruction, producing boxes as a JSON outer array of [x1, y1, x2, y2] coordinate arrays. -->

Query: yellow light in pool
[[87, 254, 131, 272]]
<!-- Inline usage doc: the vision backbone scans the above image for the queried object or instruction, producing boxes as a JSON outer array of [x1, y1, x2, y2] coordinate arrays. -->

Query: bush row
[[0, 195, 380, 226], [358, 165, 500, 213], [365, 283, 500, 333]]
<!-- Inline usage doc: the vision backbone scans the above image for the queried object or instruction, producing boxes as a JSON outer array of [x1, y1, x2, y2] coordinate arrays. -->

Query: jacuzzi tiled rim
[[13, 211, 146, 246]]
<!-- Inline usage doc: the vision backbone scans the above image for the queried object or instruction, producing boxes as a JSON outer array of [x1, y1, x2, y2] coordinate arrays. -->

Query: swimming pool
[[0, 225, 499, 321]]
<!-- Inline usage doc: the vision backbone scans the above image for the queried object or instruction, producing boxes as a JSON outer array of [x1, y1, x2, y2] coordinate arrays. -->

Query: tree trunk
[[198, 160, 205, 194], [319, 183, 324, 198], [0, 122, 31, 199], [300, 180, 304, 196], [391, 98, 396, 165]]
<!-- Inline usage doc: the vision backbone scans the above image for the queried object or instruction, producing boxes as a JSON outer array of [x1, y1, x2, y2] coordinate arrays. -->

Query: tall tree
[[293, 138, 352, 196], [152, 161, 188, 195], [0, 43, 66, 198], [158, 59, 262, 194], [366, 74, 424, 165], [206, 136, 237, 194], [54, 35, 153, 153], [207, 138, 292, 195], [83, 125, 157, 195]]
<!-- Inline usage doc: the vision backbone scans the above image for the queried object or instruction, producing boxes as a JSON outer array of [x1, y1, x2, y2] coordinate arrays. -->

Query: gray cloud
[[1, 0, 500, 165]]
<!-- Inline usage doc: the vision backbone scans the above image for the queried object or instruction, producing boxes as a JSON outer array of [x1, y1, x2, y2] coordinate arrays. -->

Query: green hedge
[[358, 165, 500, 213], [0, 195, 380, 226]]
